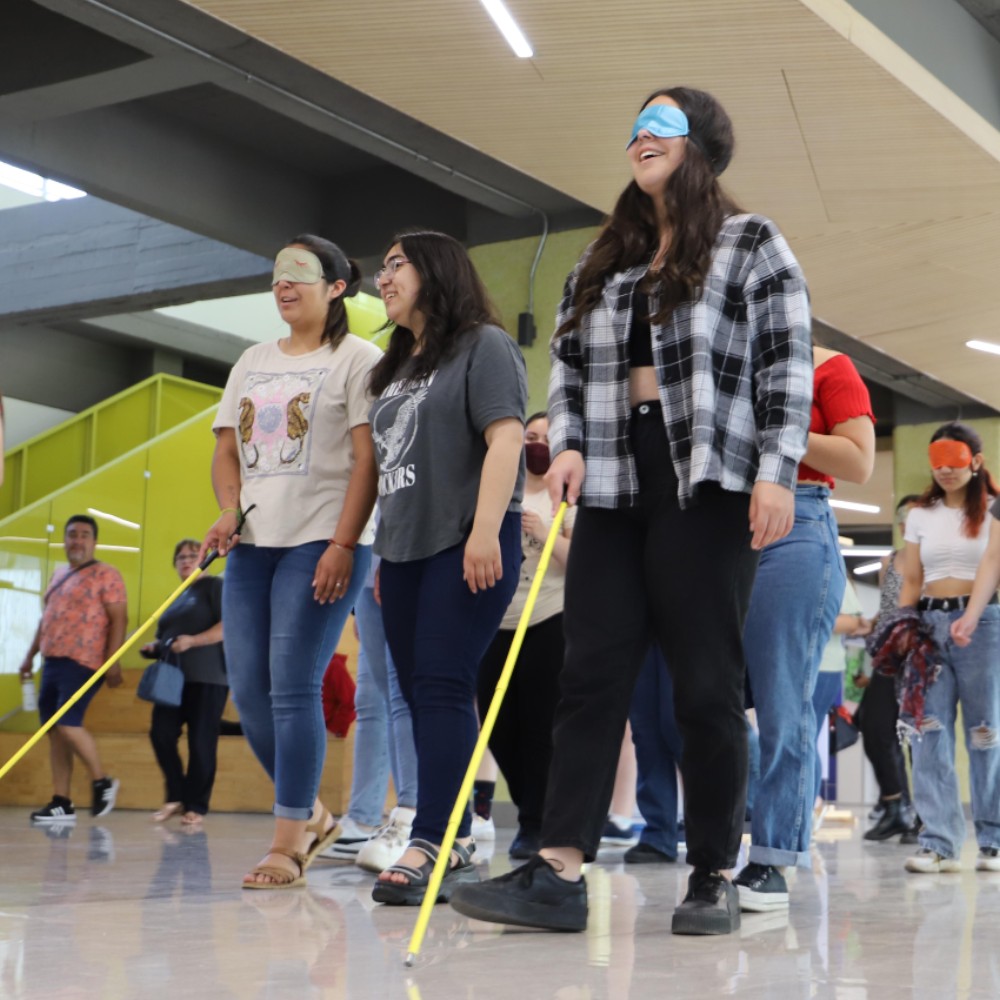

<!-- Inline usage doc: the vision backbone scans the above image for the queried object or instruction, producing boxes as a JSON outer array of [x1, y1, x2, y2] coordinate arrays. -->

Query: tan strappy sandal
[[301, 806, 341, 872], [242, 847, 307, 890]]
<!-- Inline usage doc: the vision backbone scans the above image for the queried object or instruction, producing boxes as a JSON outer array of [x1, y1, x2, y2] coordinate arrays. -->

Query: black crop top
[[629, 290, 653, 367]]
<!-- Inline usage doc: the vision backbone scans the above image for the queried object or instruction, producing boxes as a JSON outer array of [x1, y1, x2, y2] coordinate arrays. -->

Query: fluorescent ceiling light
[[841, 546, 893, 557], [967, 340, 1000, 357], [479, 0, 533, 58], [853, 561, 884, 575], [87, 507, 140, 530], [829, 499, 881, 514]]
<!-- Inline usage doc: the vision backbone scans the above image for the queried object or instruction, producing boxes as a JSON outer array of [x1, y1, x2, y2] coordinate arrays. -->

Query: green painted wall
[[470, 227, 597, 413]]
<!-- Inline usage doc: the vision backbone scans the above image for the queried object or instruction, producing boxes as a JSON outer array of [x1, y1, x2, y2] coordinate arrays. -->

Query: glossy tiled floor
[[2, 806, 999, 999]]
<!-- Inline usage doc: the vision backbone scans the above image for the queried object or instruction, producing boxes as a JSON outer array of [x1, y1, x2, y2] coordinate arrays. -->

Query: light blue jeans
[[743, 486, 845, 868], [813, 671, 844, 800], [911, 605, 1000, 859], [348, 586, 417, 825], [223, 541, 371, 820]]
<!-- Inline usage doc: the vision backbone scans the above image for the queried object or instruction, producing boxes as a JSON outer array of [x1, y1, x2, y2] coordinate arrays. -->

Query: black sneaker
[[450, 854, 587, 931], [509, 826, 541, 860], [624, 841, 677, 864], [30, 797, 76, 825], [672, 869, 740, 935], [92, 777, 120, 818], [733, 862, 789, 912]]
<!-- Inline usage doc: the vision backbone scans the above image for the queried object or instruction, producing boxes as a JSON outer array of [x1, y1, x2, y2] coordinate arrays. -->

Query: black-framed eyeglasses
[[373, 256, 410, 289]]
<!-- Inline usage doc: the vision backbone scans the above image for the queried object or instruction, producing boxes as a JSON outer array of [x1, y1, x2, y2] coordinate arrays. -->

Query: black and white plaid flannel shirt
[[548, 213, 813, 510]]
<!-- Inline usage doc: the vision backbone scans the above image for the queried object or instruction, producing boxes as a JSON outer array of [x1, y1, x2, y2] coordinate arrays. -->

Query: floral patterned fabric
[[39, 563, 127, 671]]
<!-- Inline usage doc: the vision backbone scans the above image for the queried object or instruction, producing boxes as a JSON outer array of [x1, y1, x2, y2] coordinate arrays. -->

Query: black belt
[[917, 594, 998, 612]]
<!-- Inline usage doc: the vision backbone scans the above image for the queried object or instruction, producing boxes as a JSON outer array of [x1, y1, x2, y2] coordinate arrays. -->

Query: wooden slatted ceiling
[[185, 0, 1000, 408]]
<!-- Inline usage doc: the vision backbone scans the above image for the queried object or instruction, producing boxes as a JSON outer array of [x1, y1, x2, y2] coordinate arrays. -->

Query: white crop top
[[904, 502, 988, 584]]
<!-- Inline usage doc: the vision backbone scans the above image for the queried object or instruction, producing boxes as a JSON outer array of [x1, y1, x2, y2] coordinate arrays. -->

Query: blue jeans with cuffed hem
[[629, 645, 682, 858], [911, 605, 1000, 860], [743, 486, 845, 868], [222, 541, 371, 821], [348, 585, 418, 825], [380, 513, 522, 845]]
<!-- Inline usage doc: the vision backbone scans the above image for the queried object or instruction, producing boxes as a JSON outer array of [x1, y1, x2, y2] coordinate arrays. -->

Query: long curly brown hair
[[556, 86, 743, 338], [918, 422, 999, 537]]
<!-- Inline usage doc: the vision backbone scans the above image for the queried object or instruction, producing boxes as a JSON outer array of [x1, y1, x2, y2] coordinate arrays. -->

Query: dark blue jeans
[[629, 645, 683, 857], [380, 512, 522, 843]]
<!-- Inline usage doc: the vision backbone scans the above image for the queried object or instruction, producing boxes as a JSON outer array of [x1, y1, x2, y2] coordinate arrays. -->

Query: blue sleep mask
[[626, 105, 690, 149]]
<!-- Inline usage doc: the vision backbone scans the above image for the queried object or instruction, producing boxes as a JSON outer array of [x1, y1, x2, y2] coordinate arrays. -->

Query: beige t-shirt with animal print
[[215, 336, 381, 548]]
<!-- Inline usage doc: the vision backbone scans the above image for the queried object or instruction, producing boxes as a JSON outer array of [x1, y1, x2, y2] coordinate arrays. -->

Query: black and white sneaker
[[733, 862, 789, 912], [317, 816, 375, 860], [92, 777, 119, 818], [30, 797, 76, 824]]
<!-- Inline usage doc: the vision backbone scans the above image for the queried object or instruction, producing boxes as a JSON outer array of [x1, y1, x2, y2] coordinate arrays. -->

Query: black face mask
[[525, 442, 551, 476]]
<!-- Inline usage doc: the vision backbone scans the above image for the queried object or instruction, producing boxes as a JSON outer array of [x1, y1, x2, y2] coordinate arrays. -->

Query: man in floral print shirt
[[19, 515, 127, 824]]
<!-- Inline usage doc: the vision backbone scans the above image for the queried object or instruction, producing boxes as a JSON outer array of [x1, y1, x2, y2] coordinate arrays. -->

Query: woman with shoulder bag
[[142, 538, 228, 826]]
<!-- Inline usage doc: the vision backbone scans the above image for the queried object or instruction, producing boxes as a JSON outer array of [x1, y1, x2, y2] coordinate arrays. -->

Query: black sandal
[[371, 837, 477, 906]]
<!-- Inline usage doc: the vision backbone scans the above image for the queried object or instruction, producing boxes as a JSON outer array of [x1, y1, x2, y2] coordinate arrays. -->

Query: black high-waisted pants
[[541, 404, 760, 870]]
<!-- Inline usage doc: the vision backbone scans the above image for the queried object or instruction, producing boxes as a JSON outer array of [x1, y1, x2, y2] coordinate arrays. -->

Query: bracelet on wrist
[[220, 506, 239, 516], [330, 540, 356, 553]]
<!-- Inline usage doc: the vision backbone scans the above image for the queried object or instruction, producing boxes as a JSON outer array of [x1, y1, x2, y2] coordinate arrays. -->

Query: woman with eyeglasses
[[201, 234, 380, 888], [367, 230, 527, 905], [141, 539, 227, 827], [892, 422, 1000, 874], [450, 87, 812, 936]]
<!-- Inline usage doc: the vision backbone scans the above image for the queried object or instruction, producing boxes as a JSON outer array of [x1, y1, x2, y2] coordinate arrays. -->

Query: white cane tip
[[404, 953, 415, 967]]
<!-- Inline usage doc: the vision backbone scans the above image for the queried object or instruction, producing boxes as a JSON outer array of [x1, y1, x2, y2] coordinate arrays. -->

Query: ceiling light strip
[[479, 0, 533, 58]]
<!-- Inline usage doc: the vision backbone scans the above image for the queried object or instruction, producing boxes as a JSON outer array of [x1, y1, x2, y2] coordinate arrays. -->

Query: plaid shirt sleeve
[[745, 222, 813, 490], [548, 266, 586, 457]]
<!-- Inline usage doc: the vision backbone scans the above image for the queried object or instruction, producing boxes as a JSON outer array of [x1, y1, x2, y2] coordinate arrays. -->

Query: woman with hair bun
[[895, 422, 1000, 874], [202, 234, 380, 888], [451, 86, 813, 935]]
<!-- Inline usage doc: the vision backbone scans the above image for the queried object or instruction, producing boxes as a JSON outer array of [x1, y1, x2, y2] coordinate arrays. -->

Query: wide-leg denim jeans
[[912, 605, 1000, 860], [744, 486, 845, 868], [223, 540, 371, 820]]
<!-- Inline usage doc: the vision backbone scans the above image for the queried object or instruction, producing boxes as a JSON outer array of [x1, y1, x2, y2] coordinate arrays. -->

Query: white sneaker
[[905, 848, 962, 874], [471, 814, 495, 841], [355, 806, 415, 873], [976, 848, 1000, 872], [317, 815, 376, 860]]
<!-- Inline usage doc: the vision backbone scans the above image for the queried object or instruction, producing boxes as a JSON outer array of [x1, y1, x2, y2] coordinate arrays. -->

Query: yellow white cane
[[405, 500, 569, 967]]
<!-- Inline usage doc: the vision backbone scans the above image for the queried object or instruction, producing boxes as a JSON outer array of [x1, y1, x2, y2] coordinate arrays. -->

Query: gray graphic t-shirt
[[370, 324, 528, 562]]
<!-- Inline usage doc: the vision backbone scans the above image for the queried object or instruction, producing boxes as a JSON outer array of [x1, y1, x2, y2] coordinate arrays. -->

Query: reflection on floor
[[2, 807, 999, 999]]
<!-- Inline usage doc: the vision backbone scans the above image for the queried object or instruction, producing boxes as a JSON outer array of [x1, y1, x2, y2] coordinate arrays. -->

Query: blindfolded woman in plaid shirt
[[452, 86, 813, 937]]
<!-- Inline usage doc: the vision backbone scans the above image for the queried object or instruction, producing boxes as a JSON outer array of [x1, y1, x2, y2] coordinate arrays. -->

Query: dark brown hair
[[173, 538, 200, 562], [557, 87, 742, 338], [287, 234, 362, 349], [369, 231, 502, 397], [918, 422, 999, 537]]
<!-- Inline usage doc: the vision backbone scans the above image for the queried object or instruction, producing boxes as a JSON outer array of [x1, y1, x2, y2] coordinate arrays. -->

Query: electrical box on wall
[[517, 312, 536, 347]]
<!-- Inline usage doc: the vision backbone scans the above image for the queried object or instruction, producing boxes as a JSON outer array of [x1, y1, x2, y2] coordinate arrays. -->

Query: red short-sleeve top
[[797, 354, 875, 488]]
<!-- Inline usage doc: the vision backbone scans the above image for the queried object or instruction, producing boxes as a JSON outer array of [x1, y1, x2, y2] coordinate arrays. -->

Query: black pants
[[541, 407, 759, 869], [477, 613, 565, 833], [150, 682, 229, 815], [859, 672, 909, 801]]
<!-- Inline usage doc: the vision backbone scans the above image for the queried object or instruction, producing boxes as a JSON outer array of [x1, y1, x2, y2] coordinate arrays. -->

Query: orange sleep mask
[[928, 439, 973, 470]]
